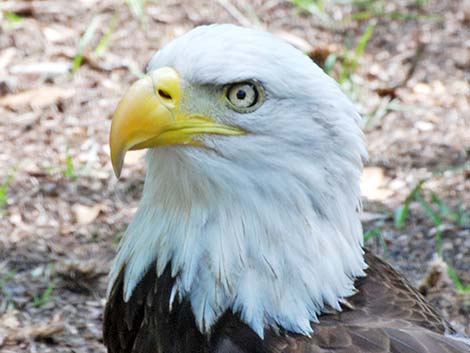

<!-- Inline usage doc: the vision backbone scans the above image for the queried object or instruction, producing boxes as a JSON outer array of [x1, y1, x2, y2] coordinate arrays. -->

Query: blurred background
[[0, 0, 469, 351]]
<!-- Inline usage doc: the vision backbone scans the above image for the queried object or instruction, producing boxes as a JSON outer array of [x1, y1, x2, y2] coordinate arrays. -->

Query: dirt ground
[[0, 0, 469, 352]]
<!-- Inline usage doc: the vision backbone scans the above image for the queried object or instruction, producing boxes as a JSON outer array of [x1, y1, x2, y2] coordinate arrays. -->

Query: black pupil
[[236, 89, 246, 100]]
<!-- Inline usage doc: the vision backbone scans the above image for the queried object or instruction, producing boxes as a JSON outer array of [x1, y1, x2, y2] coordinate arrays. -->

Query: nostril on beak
[[158, 89, 172, 100]]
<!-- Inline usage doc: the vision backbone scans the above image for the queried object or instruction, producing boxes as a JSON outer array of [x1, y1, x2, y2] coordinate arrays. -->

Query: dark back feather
[[103, 251, 470, 353]]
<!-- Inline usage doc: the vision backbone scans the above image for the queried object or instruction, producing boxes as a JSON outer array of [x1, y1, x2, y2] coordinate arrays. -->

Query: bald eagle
[[103, 24, 470, 353]]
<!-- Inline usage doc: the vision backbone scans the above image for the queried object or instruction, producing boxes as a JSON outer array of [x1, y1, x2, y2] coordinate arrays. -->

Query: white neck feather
[[108, 141, 366, 338]]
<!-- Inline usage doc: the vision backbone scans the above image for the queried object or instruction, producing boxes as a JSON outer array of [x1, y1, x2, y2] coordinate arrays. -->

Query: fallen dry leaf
[[359, 211, 387, 223], [463, 0, 470, 23], [10, 62, 71, 76], [71, 204, 103, 225], [43, 24, 77, 43], [56, 258, 107, 294], [0, 328, 5, 347], [25, 322, 65, 341], [0, 86, 74, 109], [418, 255, 451, 296], [360, 167, 394, 201], [308, 44, 339, 67], [276, 31, 312, 53], [1, 311, 20, 330], [0, 311, 20, 347], [5, 314, 65, 343]]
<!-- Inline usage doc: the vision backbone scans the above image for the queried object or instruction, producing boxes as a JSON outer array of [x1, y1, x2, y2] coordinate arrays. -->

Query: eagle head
[[108, 24, 367, 338]]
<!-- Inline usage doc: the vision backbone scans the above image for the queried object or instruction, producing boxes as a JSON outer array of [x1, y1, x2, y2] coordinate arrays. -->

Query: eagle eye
[[225, 81, 264, 112]]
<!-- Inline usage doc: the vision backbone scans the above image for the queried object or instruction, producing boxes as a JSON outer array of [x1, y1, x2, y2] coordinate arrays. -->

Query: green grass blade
[[432, 162, 470, 176], [394, 204, 409, 229], [394, 179, 426, 228], [0, 167, 17, 208], [415, 192, 441, 226], [456, 203, 469, 227], [33, 283, 55, 308], [346, 11, 374, 21], [62, 154, 76, 179], [431, 192, 459, 223], [126, 0, 147, 21], [364, 228, 381, 242], [291, 0, 324, 13], [94, 14, 119, 57], [72, 15, 101, 72], [5, 12, 23, 23], [72, 56, 83, 72], [354, 22, 375, 58], [323, 54, 337, 76], [364, 228, 389, 255], [0, 269, 17, 309], [447, 265, 464, 292], [0, 269, 16, 287]]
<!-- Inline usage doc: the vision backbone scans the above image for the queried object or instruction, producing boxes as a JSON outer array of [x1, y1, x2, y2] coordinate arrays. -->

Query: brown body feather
[[103, 251, 470, 353]]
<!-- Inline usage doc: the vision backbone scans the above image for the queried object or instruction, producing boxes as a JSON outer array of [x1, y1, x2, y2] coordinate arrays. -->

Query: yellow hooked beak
[[110, 67, 244, 178]]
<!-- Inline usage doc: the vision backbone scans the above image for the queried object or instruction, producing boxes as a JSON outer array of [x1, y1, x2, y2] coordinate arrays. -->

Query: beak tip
[[112, 160, 123, 179], [111, 151, 124, 179]]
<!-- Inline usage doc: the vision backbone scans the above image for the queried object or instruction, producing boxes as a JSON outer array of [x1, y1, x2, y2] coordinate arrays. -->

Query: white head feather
[[108, 24, 367, 338]]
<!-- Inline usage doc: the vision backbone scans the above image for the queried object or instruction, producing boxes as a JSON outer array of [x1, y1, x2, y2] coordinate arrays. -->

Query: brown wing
[[265, 251, 470, 353], [267, 327, 470, 353], [103, 252, 470, 353]]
